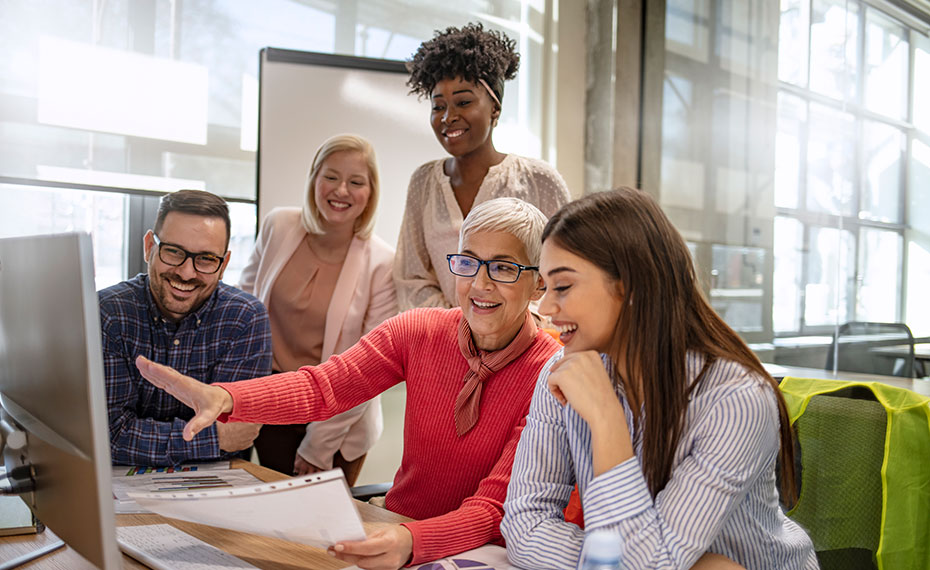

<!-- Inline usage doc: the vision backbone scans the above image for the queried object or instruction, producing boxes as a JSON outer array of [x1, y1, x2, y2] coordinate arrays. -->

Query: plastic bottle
[[578, 529, 623, 570]]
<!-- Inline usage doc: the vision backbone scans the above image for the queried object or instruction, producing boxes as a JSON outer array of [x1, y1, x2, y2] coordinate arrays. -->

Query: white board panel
[[258, 49, 441, 247]]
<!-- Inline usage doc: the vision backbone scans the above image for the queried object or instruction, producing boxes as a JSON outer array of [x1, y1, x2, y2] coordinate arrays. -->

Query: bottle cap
[[584, 529, 622, 562]]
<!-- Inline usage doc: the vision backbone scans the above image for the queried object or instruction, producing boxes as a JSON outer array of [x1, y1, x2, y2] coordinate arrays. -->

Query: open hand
[[135, 355, 234, 441], [328, 524, 413, 570]]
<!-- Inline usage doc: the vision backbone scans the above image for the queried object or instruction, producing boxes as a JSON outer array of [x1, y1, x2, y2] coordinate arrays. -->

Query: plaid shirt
[[98, 274, 271, 466]]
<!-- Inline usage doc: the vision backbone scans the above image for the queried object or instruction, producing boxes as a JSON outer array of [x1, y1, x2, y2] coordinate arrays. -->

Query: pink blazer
[[238, 207, 397, 468]]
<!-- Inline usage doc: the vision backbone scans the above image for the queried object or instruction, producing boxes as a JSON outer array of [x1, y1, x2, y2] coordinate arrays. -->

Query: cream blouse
[[393, 154, 572, 311]]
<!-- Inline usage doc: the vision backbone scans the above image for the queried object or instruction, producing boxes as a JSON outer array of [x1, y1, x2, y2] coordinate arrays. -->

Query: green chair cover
[[780, 377, 930, 570]]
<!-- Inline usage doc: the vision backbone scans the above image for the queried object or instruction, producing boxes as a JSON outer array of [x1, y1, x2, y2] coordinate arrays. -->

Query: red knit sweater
[[220, 307, 560, 564]]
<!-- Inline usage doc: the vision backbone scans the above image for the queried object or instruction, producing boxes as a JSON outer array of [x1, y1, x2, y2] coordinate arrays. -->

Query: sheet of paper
[[127, 469, 366, 548], [411, 545, 516, 570], [112, 467, 262, 514]]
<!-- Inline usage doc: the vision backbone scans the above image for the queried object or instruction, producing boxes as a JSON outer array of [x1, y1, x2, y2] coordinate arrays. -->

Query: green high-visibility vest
[[780, 377, 930, 570]]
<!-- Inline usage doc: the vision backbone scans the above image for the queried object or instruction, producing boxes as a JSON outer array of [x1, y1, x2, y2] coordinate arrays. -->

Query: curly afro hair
[[406, 22, 519, 104]]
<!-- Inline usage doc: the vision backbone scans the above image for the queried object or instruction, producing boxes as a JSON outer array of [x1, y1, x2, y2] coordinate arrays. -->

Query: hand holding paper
[[135, 355, 234, 441], [330, 524, 413, 570]]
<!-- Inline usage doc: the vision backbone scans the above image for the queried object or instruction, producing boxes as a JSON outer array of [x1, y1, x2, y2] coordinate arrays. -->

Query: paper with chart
[[127, 469, 366, 548], [112, 464, 262, 514]]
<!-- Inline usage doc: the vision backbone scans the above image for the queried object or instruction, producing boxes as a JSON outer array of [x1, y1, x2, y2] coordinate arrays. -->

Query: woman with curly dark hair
[[394, 22, 572, 311]]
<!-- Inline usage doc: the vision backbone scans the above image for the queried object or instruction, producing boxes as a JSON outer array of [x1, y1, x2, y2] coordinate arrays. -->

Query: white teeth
[[169, 280, 195, 292], [472, 300, 499, 309], [329, 200, 351, 210], [557, 323, 578, 334], [446, 130, 465, 138]]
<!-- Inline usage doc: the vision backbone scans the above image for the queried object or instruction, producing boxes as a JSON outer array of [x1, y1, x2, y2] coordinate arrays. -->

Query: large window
[[0, 0, 554, 289], [657, 0, 781, 342], [648, 0, 928, 344], [774, 0, 918, 336]]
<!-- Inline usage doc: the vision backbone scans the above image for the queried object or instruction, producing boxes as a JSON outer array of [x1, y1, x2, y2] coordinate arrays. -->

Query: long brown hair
[[542, 187, 797, 503]]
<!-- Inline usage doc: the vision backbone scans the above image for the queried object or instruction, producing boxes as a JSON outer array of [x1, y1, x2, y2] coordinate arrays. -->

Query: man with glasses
[[98, 189, 272, 467]]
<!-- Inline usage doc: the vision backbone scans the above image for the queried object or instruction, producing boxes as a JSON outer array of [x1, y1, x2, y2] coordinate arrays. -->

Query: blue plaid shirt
[[98, 274, 272, 466]]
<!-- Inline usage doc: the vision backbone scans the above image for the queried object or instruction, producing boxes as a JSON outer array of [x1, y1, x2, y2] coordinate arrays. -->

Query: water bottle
[[578, 529, 623, 569]]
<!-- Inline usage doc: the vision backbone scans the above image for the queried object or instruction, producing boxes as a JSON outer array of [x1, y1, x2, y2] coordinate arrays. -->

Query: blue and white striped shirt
[[501, 350, 818, 569], [99, 274, 272, 467]]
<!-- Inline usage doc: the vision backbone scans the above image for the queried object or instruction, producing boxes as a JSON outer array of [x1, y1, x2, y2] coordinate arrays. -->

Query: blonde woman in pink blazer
[[239, 134, 396, 483]]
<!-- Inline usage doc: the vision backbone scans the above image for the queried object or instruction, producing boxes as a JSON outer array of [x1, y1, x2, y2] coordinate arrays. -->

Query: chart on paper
[[112, 468, 262, 514]]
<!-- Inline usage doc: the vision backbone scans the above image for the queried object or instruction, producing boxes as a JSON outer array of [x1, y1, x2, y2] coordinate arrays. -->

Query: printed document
[[127, 469, 365, 548], [112, 464, 261, 514]]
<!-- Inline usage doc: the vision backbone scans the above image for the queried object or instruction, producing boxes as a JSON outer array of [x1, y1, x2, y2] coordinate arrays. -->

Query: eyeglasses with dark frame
[[446, 254, 537, 284], [152, 234, 225, 274]]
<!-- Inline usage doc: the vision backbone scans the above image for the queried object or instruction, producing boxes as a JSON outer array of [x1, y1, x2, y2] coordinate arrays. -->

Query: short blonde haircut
[[458, 197, 547, 265], [301, 134, 379, 239]]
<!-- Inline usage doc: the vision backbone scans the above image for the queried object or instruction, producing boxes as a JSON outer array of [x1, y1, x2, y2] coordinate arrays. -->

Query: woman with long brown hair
[[501, 188, 817, 569]]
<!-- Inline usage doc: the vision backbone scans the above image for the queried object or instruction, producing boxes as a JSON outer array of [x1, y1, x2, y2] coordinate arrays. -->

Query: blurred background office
[[1, 0, 929, 476]]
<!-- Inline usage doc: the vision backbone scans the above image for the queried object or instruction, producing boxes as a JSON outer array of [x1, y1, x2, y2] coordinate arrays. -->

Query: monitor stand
[[0, 422, 63, 570]]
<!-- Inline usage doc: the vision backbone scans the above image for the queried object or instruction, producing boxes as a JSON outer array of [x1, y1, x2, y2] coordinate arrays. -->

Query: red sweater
[[221, 307, 560, 564]]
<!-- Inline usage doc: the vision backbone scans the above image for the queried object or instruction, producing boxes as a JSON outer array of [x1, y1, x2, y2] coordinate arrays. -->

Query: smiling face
[[144, 211, 229, 322], [313, 150, 372, 233], [430, 76, 500, 158], [454, 230, 542, 351], [538, 240, 624, 354]]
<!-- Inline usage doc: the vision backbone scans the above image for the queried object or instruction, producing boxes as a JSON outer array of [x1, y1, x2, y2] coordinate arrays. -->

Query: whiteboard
[[258, 48, 441, 247]]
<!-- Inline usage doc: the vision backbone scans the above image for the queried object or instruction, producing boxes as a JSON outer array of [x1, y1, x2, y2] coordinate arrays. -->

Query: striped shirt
[[501, 351, 819, 569], [99, 274, 272, 466]]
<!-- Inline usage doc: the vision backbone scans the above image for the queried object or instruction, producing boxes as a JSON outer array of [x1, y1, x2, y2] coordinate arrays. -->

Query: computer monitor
[[0, 232, 121, 569]]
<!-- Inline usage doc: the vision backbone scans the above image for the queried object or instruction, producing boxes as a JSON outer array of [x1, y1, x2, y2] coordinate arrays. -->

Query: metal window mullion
[[846, 1, 864, 323]]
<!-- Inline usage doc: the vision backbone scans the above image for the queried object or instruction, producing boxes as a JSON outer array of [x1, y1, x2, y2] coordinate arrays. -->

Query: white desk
[[763, 363, 930, 396]]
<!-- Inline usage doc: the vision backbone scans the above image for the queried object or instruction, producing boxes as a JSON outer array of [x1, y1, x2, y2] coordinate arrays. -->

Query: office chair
[[781, 377, 930, 570], [350, 482, 392, 502], [786, 387, 885, 569], [825, 321, 917, 378]]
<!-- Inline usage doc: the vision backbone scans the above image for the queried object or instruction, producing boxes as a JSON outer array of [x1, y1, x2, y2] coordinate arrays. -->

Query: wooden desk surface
[[0, 460, 409, 569]]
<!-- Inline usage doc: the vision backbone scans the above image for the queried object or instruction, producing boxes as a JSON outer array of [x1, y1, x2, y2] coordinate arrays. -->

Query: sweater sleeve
[[393, 164, 452, 311], [400, 417, 526, 565], [521, 157, 573, 217], [219, 317, 407, 424]]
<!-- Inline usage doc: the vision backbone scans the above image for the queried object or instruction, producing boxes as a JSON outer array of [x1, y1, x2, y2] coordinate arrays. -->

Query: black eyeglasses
[[152, 235, 225, 274], [447, 254, 537, 284]]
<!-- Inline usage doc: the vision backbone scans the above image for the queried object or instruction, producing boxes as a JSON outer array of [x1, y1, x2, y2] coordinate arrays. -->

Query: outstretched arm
[[135, 356, 233, 441]]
